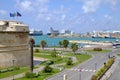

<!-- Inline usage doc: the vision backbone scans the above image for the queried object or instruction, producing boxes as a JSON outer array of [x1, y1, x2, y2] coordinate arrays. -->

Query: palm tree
[[71, 43, 78, 54], [29, 37, 35, 73], [59, 41, 63, 48], [63, 39, 69, 49], [40, 40, 47, 49]]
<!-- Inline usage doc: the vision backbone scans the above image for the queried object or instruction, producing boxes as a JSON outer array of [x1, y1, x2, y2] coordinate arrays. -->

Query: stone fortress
[[0, 20, 30, 68]]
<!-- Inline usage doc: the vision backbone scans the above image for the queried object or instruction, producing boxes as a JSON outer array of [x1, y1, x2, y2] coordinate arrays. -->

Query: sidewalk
[[0, 66, 44, 80], [100, 57, 120, 80]]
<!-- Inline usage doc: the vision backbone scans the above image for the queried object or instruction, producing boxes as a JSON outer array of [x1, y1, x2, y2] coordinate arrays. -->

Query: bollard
[[63, 74, 67, 80]]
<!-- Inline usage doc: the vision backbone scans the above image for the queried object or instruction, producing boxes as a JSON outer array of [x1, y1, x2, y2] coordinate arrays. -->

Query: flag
[[17, 12, 22, 17], [10, 12, 22, 17], [10, 13, 15, 17]]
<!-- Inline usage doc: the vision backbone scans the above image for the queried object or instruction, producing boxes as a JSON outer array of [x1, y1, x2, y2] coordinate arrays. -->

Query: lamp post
[[12, 59, 15, 80], [79, 68, 82, 80], [29, 37, 35, 73], [95, 62, 97, 71]]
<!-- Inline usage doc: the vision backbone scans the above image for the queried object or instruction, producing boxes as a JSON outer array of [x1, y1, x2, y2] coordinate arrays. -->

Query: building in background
[[47, 27, 59, 37]]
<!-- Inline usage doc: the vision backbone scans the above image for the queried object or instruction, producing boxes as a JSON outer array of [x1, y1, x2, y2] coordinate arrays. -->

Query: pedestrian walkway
[[0, 66, 44, 80]]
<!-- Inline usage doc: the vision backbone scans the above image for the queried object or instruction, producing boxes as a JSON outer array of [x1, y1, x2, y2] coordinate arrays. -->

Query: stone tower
[[0, 20, 30, 68]]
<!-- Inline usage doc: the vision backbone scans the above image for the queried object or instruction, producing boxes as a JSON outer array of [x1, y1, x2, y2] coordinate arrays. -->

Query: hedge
[[91, 57, 115, 80]]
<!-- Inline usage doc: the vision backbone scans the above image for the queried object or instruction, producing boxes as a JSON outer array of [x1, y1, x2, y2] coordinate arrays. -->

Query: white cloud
[[104, 14, 112, 20], [82, 0, 101, 13], [15, 0, 49, 13], [0, 10, 7, 15], [21, 0, 33, 12], [53, 5, 70, 14], [91, 18, 95, 22], [15, 0, 52, 21], [105, 0, 118, 6], [82, 0, 119, 13], [61, 14, 66, 20], [46, 16, 51, 21]]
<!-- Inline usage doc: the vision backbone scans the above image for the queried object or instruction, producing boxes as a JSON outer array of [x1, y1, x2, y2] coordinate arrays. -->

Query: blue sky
[[0, 0, 120, 33]]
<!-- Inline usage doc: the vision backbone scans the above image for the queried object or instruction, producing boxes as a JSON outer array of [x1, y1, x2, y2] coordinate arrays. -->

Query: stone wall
[[0, 31, 30, 68]]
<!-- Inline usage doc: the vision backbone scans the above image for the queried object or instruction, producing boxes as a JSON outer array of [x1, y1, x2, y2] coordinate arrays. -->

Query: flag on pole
[[10, 12, 22, 17], [10, 13, 15, 17], [17, 12, 22, 17]]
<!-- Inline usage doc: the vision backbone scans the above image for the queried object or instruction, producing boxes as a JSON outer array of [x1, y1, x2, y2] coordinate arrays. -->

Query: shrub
[[93, 48, 102, 51], [91, 75, 97, 80], [96, 70, 102, 77], [106, 58, 114, 67], [46, 60, 54, 65], [66, 59, 73, 65], [57, 57, 62, 62], [7, 68, 14, 71], [25, 72, 36, 78], [100, 67, 105, 73], [34, 49, 39, 53], [91, 57, 115, 80], [51, 52, 57, 57], [0, 69, 8, 73], [43, 65, 53, 73], [14, 66, 20, 70]]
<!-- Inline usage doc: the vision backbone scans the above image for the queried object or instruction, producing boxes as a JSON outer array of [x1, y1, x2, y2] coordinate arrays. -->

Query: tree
[[51, 48, 57, 57], [43, 65, 53, 73], [71, 43, 78, 54], [66, 58, 73, 65], [63, 40, 69, 49], [59, 41, 63, 48], [40, 40, 47, 49], [29, 37, 35, 73]]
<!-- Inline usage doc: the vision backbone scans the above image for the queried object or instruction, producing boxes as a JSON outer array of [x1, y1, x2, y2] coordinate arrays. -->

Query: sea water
[[32, 35, 120, 47]]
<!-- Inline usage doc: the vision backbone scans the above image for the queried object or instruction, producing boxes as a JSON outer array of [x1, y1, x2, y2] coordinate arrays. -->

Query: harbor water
[[32, 35, 120, 47]]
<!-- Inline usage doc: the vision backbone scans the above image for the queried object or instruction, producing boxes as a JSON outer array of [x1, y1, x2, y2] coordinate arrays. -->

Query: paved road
[[47, 49, 119, 80]]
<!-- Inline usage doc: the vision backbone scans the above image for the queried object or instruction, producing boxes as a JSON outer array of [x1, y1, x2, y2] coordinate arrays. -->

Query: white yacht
[[29, 29, 43, 36]]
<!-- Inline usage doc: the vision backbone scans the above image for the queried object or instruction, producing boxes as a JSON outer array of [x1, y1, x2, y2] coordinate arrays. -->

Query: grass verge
[[85, 50, 112, 53], [15, 69, 59, 80], [117, 54, 120, 56], [0, 67, 29, 78]]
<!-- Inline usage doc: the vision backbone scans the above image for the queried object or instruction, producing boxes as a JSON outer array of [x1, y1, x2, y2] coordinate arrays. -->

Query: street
[[47, 48, 119, 80]]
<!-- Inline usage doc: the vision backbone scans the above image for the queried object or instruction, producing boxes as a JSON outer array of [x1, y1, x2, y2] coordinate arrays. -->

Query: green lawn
[[0, 66, 39, 79], [64, 53, 92, 68], [85, 49, 112, 53], [34, 50, 69, 64], [15, 69, 60, 80], [0, 67, 29, 78], [35, 50, 91, 68], [117, 54, 120, 56]]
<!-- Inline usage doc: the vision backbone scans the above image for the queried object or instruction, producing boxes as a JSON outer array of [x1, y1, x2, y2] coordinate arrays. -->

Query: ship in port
[[47, 27, 59, 37], [29, 29, 43, 36]]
